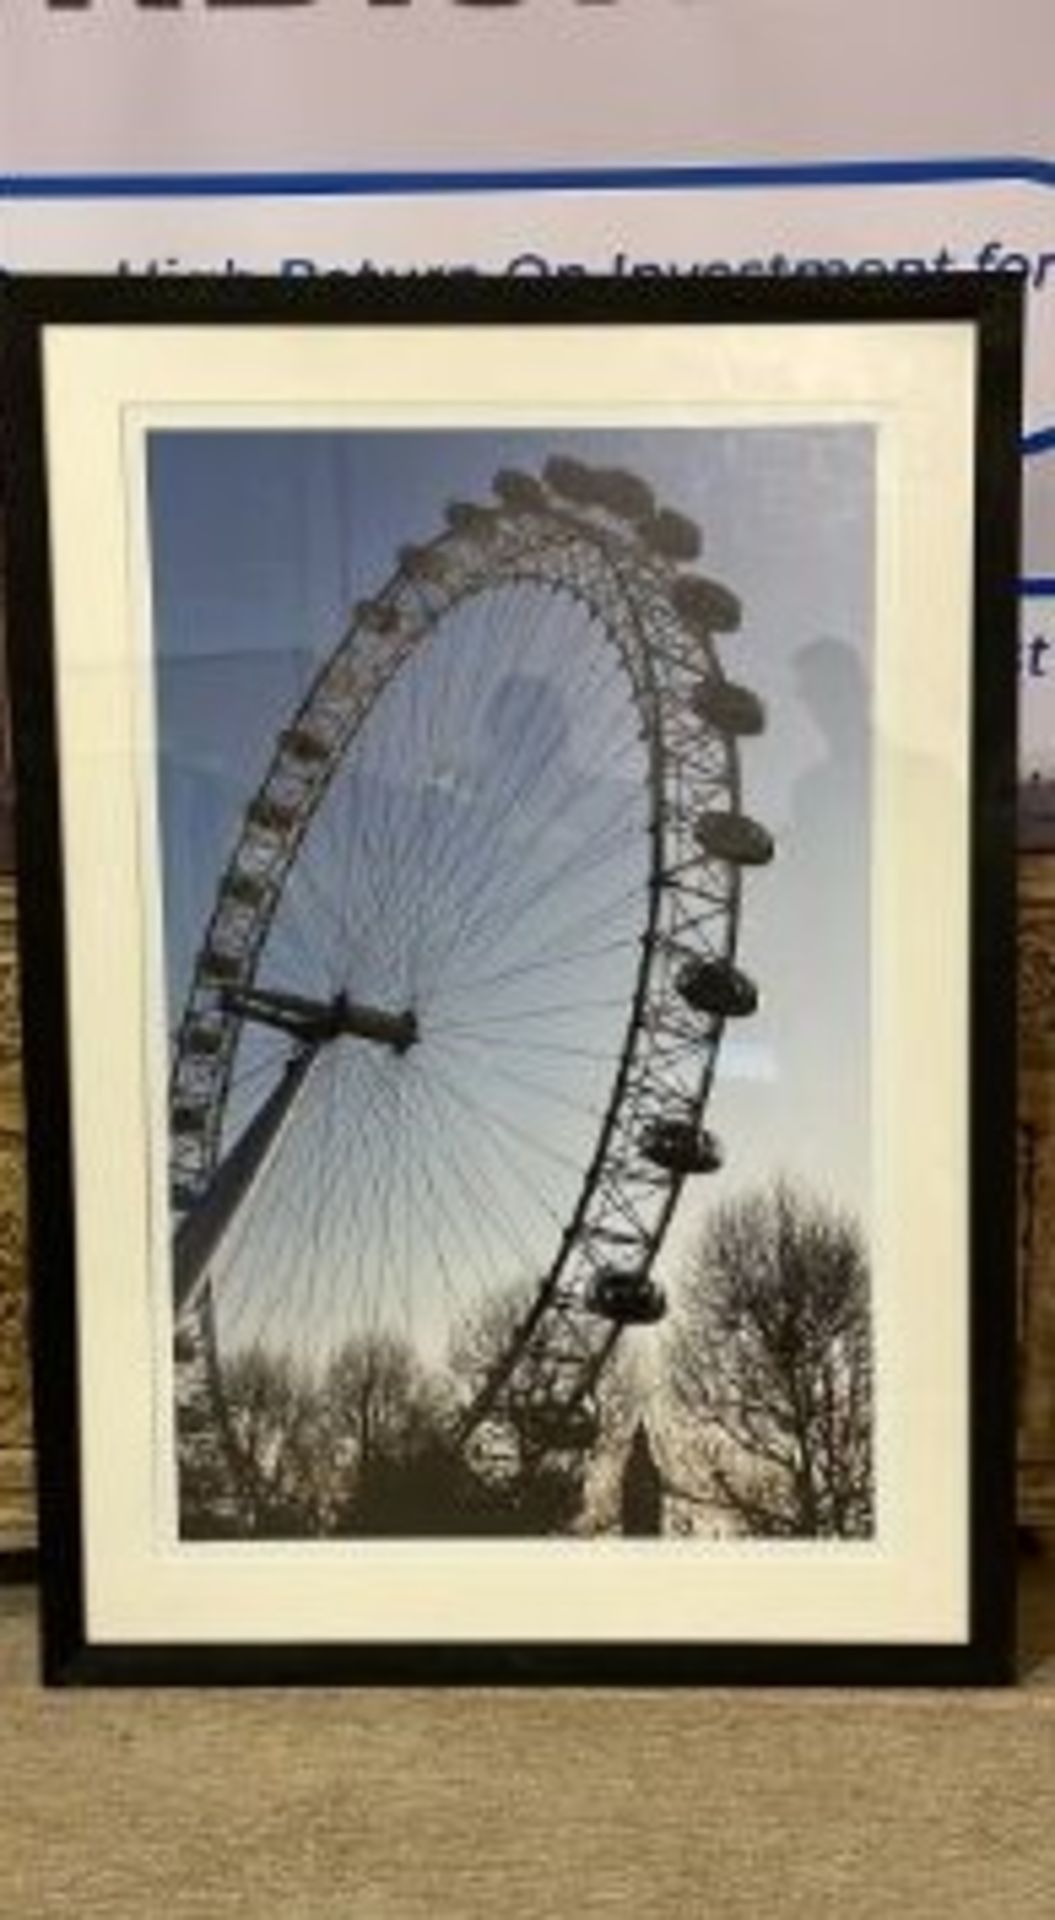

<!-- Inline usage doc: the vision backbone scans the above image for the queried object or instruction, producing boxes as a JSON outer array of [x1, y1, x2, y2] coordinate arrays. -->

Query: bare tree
[[176, 1283, 648, 1540], [178, 1338, 324, 1539], [664, 1180, 873, 1537], [221, 1346, 325, 1535], [320, 1332, 455, 1535], [178, 1322, 452, 1539]]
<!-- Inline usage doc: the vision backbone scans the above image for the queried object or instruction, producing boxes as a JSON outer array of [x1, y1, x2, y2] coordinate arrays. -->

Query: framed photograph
[[1, 274, 1020, 1686]]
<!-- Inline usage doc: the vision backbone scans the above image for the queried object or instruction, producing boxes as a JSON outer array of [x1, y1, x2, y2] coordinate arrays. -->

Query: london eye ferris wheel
[[160, 435, 773, 1466]]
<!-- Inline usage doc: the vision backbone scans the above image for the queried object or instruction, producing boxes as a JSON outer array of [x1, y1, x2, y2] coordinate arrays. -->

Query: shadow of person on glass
[[741, 637, 873, 1215], [747, 631, 968, 1232], [786, 638, 871, 1182]]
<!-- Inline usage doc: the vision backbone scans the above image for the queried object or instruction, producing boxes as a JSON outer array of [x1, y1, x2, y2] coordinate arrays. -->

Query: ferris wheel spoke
[[437, 769, 644, 947], [440, 1031, 629, 1067], [406, 1067, 532, 1313], [352, 773, 424, 983], [345, 588, 540, 972], [223, 1049, 389, 1359], [306, 1062, 405, 1350], [358, 589, 639, 1019], [264, 860, 346, 1001], [417, 637, 629, 928], [426, 1033, 609, 1127], [422, 1021, 622, 1082], [371, 1086, 405, 1347], [434, 992, 631, 1037], [420, 877, 650, 1024], [412, 1064, 560, 1281], [291, 686, 416, 997], [400, 1092, 481, 1339], [440, 934, 639, 1001], [220, 1039, 301, 1128], [306, 1051, 421, 1366], [371, 1066, 436, 1344], [408, 780, 640, 1004], [422, 1052, 586, 1197], [400, 580, 576, 910], [420, 1118, 536, 1311], [408, 652, 636, 982], [211, 1051, 339, 1351], [383, 1072, 456, 1340], [390, 1073, 423, 1352], [314, 791, 402, 995], [413, 787, 645, 1001], [246, 1059, 369, 1360], [332, 1072, 399, 1351], [274, 842, 381, 1000], [394, 608, 606, 955], [287, 1046, 350, 1371]]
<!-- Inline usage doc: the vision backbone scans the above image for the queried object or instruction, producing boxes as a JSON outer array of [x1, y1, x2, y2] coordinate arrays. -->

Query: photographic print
[[1, 277, 1019, 1684], [152, 424, 875, 1549]]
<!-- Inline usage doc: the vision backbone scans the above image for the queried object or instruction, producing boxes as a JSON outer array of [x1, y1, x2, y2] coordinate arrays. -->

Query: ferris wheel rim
[[168, 460, 762, 1445]]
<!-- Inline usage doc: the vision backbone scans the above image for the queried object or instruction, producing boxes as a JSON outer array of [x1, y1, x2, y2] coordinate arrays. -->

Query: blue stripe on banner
[[4, 154, 1055, 201], [8, 149, 1053, 601]]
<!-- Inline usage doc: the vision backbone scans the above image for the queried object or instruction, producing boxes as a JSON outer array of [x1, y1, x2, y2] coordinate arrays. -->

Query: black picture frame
[[1, 272, 1021, 1687]]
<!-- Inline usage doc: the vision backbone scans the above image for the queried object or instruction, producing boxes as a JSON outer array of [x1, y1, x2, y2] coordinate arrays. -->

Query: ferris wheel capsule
[[588, 467, 657, 525], [695, 809, 775, 866], [355, 598, 401, 635], [587, 1270, 667, 1326], [492, 469, 547, 513], [446, 500, 500, 541], [542, 454, 597, 505], [672, 573, 742, 635], [691, 678, 766, 738], [282, 725, 330, 765], [676, 957, 759, 1019], [643, 507, 703, 564], [247, 793, 299, 835], [639, 1120, 723, 1176]]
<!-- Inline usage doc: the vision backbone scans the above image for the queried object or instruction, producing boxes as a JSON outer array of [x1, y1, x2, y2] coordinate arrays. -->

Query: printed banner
[[3, 0, 1053, 824]]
